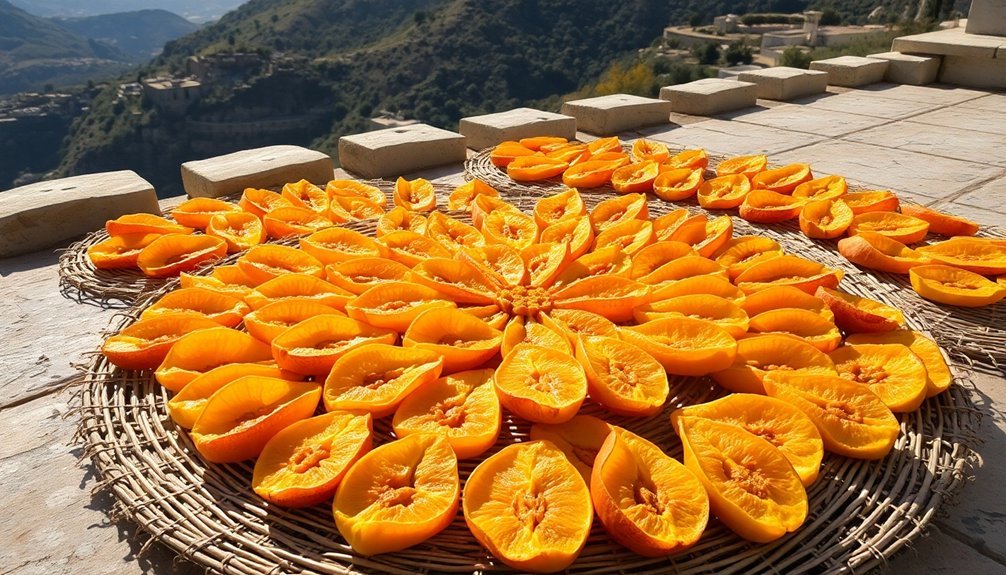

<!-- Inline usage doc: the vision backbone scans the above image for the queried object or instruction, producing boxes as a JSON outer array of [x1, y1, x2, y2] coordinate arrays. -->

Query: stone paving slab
[[956, 93, 1006, 111], [843, 120, 1006, 168], [638, 118, 826, 157], [932, 200, 1006, 226], [723, 104, 889, 138], [908, 105, 1006, 136], [946, 174, 1006, 213], [795, 90, 943, 120], [855, 83, 989, 106]]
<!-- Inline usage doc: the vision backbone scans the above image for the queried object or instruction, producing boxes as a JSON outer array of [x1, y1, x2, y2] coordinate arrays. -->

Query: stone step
[[809, 55, 890, 87], [659, 78, 758, 116], [458, 108, 576, 150], [0, 170, 159, 258], [560, 94, 672, 135], [181, 145, 333, 198], [737, 66, 829, 100], [892, 25, 1006, 89], [338, 123, 466, 179], [868, 51, 941, 86]]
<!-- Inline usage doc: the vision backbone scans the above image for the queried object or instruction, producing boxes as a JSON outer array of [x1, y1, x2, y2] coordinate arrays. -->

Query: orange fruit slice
[[345, 281, 454, 332], [328, 196, 382, 224], [587, 135, 622, 154], [140, 287, 249, 327], [392, 367, 501, 459], [630, 240, 696, 279], [425, 211, 486, 252], [528, 415, 612, 483], [404, 307, 502, 372], [501, 315, 571, 357], [191, 376, 321, 463], [299, 227, 383, 264], [482, 207, 539, 251], [520, 136, 569, 151], [377, 230, 452, 267], [633, 294, 749, 338], [244, 300, 344, 344], [734, 254, 843, 295], [901, 204, 979, 237], [592, 427, 709, 556], [334, 433, 459, 555], [711, 334, 836, 394], [636, 255, 726, 286], [271, 315, 396, 376], [155, 327, 272, 392], [792, 175, 847, 202], [652, 167, 703, 201], [611, 161, 660, 194], [552, 245, 630, 288], [263, 206, 333, 239], [376, 206, 427, 236], [166, 363, 296, 429], [539, 215, 594, 261], [916, 237, 1006, 275], [829, 343, 928, 413], [909, 264, 1006, 307], [533, 187, 586, 229], [750, 163, 812, 194], [237, 244, 324, 284], [592, 218, 654, 256], [243, 273, 353, 310], [490, 140, 536, 167], [561, 159, 620, 188], [665, 148, 708, 171], [846, 330, 952, 397], [539, 308, 618, 346], [463, 440, 592, 572], [322, 344, 443, 417], [714, 236, 783, 281], [748, 309, 842, 353], [842, 190, 900, 214], [326, 179, 387, 207], [106, 213, 192, 236], [574, 335, 669, 416], [716, 154, 767, 179], [101, 314, 220, 371], [799, 198, 853, 239], [239, 187, 292, 218], [551, 275, 651, 323], [739, 189, 804, 223], [87, 232, 163, 269], [630, 138, 670, 163], [507, 155, 569, 182], [171, 197, 242, 229], [324, 257, 411, 295], [675, 416, 807, 542], [493, 344, 587, 424], [206, 211, 265, 253], [620, 317, 736, 376], [815, 286, 904, 333], [448, 179, 499, 211], [393, 176, 437, 212], [589, 192, 648, 233], [282, 179, 329, 213], [411, 258, 497, 304], [460, 243, 526, 287], [521, 241, 571, 288], [697, 174, 751, 209], [837, 231, 933, 274], [654, 274, 747, 304], [848, 211, 930, 245], [136, 234, 227, 277]]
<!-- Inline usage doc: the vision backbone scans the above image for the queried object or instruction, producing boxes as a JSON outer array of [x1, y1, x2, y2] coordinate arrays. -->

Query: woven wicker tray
[[76, 184, 984, 575]]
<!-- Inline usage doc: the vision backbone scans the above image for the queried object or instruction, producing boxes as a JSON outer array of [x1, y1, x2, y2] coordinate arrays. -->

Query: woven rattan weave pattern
[[77, 183, 983, 575]]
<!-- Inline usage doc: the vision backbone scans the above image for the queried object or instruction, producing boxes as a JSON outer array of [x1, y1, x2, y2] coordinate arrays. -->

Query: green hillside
[[53, 9, 199, 62]]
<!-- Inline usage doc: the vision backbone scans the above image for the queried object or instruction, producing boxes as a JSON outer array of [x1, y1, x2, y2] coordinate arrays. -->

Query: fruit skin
[[909, 264, 1006, 307], [815, 286, 904, 334], [901, 204, 979, 237], [837, 231, 932, 274]]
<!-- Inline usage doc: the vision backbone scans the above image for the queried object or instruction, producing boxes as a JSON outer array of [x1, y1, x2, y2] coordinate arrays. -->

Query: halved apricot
[[799, 198, 853, 239], [901, 204, 979, 237], [917, 237, 1006, 275], [837, 231, 932, 274], [575, 335, 668, 416], [734, 255, 843, 295], [425, 212, 485, 252], [715, 236, 784, 281], [411, 258, 497, 304], [237, 244, 324, 284], [502, 316, 571, 357], [532, 188, 585, 230], [751, 163, 812, 194], [263, 206, 333, 239], [589, 193, 648, 233], [377, 230, 451, 266], [849, 212, 930, 244], [611, 161, 660, 194], [507, 155, 569, 182], [630, 139, 670, 163], [829, 344, 927, 413], [551, 275, 651, 323], [482, 208, 539, 251], [334, 433, 459, 555], [842, 190, 899, 214], [748, 309, 842, 352], [792, 175, 847, 202], [637, 255, 727, 286], [910, 264, 1006, 307], [87, 232, 163, 269], [634, 294, 749, 338], [243, 273, 353, 310], [815, 286, 904, 333], [326, 179, 387, 207], [620, 317, 737, 376], [654, 274, 747, 304], [539, 308, 618, 346], [393, 368, 501, 459], [740, 285, 833, 320], [561, 159, 619, 188], [672, 393, 824, 486], [191, 377, 320, 463], [763, 372, 899, 459], [716, 154, 767, 179], [206, 211, 265, 253], [490, 140, 536, 167], [665, 148, 709, 171], [493, 344, 587, 423], [592, 428, 709, 556], [272, 315, 397, 376], [464, 440, 591, 572], [171, 197, 241, 229], [136, 234, 227, 277], [448, 179, 498, 211], [630, 240, 696, 279], [652, 167, 703, 201], [711, 334, 836, 395], [847, 331, 952, 397], [299, 227, 382, 264], [244, 299, 344, 343], [739, 189, 804, 223], [528, 415, 611, 483], [539, 215, 594, 261], [239, 187, 292, 218], [325, 257, 411, 295], [404, 307, 502, 372], [697, 174, 751, 209], [675, 416, 807, 543], [551, 245, 630, 288], [106, 213, 192, 236], [101, 314, 219, 371], [376, 206, 427, 236], [323, 344, 443, 417], [166, 363, 296, 429], [592, 218, 654, 256], [393, 177, 437, 212], [345, 282, 454, 332], [180, 265, 256, 298], [140, 287, 249, 326], [252, 411, 372, 508], [154, 327, 273, 391]]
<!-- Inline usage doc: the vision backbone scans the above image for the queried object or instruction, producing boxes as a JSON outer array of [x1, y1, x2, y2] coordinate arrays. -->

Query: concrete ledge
[[659, 78, 758, 116], [869, 51, 941, 85], [339, 123, 467, 179], [561, 94, 672, 135], [892, 26, 1006, 59], [940, 54, 1006, 88], [737, 67, 828, 100], [810, 56, 889, 87], [181, 145, 333, 198], [458, 108, 576, 150], [0, 171, 159, 258]]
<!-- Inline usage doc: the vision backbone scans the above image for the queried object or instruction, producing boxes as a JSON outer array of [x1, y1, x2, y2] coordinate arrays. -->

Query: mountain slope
[[53, 10, 199, 62], [11, 0, 244, 23]]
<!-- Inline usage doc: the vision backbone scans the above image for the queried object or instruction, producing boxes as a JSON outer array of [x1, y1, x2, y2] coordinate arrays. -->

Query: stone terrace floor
[[2, 81, 1005, 574]]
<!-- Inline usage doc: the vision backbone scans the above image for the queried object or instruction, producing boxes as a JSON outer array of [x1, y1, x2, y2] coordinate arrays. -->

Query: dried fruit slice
[[589, 193, 648, 233], [334, 433, 459, 555], [697, 174, 751, 210], [140, 287, 249, 326], [272, 315, 397, 376], [545, 143, 588, 164], [575, 335, 668, 416], [901, 204, 979, 237], [672, 394, 824, 486], [655, 274, 747, 304], [734, 255, 843, 295], [300, 227, 383, 264], [529, 415, 611, 483], [244, 299, 344, 343], [243, 273, 353, 310], [792, 175, 847, 202], [282, 179, 329, 213], [539, 215, 594, 261], [630, 139, 670, 163], [829, 343, 928, 413], [87, 232, 162, 269], [592, 218, 654, 256], [539, 309, 618, 346], [448, 179, 498, 211], [171, 197, 241, 229], [551, 275, 651, 323], [191, 376, 321, 463], [740, 285, 833, 321], [659, 213, 708, 246], [345, 282, 453, 332], [136, 234, 227, 277], [470, 194, 514, 229], [507, 155, 569, 182], [637, 255, 727, 286], [675, 416, 807, 543], [237, 244, 324, 284], [404, 307, 502, 372], [634, 294, 749, 337], [909, 264, 1006, 307], [493, 344, 587, 423], [521, 136, 568, 151], [263, 206, 333, 238], [206, 211, 265, 253], [393, 368, 501, 459], [393, 176, 437, 212], [762, 372, 899, 459], [620, 317, 737, 376], [715, 236, 784, 281], [253, 411, 372, 508], [154, 327, 273, 391], [739, 189, 804, 223], [552, 245, 631, 288], [561, 159, 620, 188], [750, 163, 812, 194], [711, 334, 836, 395], [167, 363, 296, 429], [502, 316, 571, 356], [837, 231, 932, 274], [425, 211, 485, 252], [842, 190, 899, 215], [815, 286, 904, 333], [239, 187, 293, 218], [916, 237, 1006, 275], [693, 216, 734, 258], [376, 206, 427, 236], [665, 148, 709, 171], [846, 330, 952, 397], [592, 428, 709, 556], [460, 243, 526, 287], [491, 140, 536, 167], [102, 314, 220, 371], [324, 257, 411, 295], [849, 212, 930, 245], [630, 241, 695, 280], [716, 154, 767, 179], [378, 230, 452, 266], [326, 179, 387, 207], [106, 213, 192, 236], [651, 208, 689, 241], [748, 309, 842, 352], [799, 198, 853, 239], [330, 196, 384, 223], [652, 167, 703, 201], [533, 188, 586, 229], [323, 344, 444, 417], [482, 208, 539, 251], [411, 258, 497, 304], [459, 303, 509, 330]]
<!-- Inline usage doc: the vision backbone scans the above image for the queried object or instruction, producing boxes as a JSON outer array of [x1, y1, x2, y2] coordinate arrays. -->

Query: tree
[[779, 46, 813, 69], [695, 43, 720, 65], [724, 40, 753, 66], [820, 9, 841, 26]]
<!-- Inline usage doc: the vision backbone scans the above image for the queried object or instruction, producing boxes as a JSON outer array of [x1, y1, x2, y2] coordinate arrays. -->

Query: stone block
[[868, 52, 941, 85], [892, 26, 1004, 59], [940, 54, 1006, 89], [717, 65, 762, 78], [966, 0, 1006, 37], [658, 78, 758, 116], [338, 123, 467, 179], [181, 145, 333, 198], [560, 94, 672, 135], [0, 171, 159, 258], [737, 66, 828, 100], [458, 108, 576, 150], [810, 56, 889, 87]]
